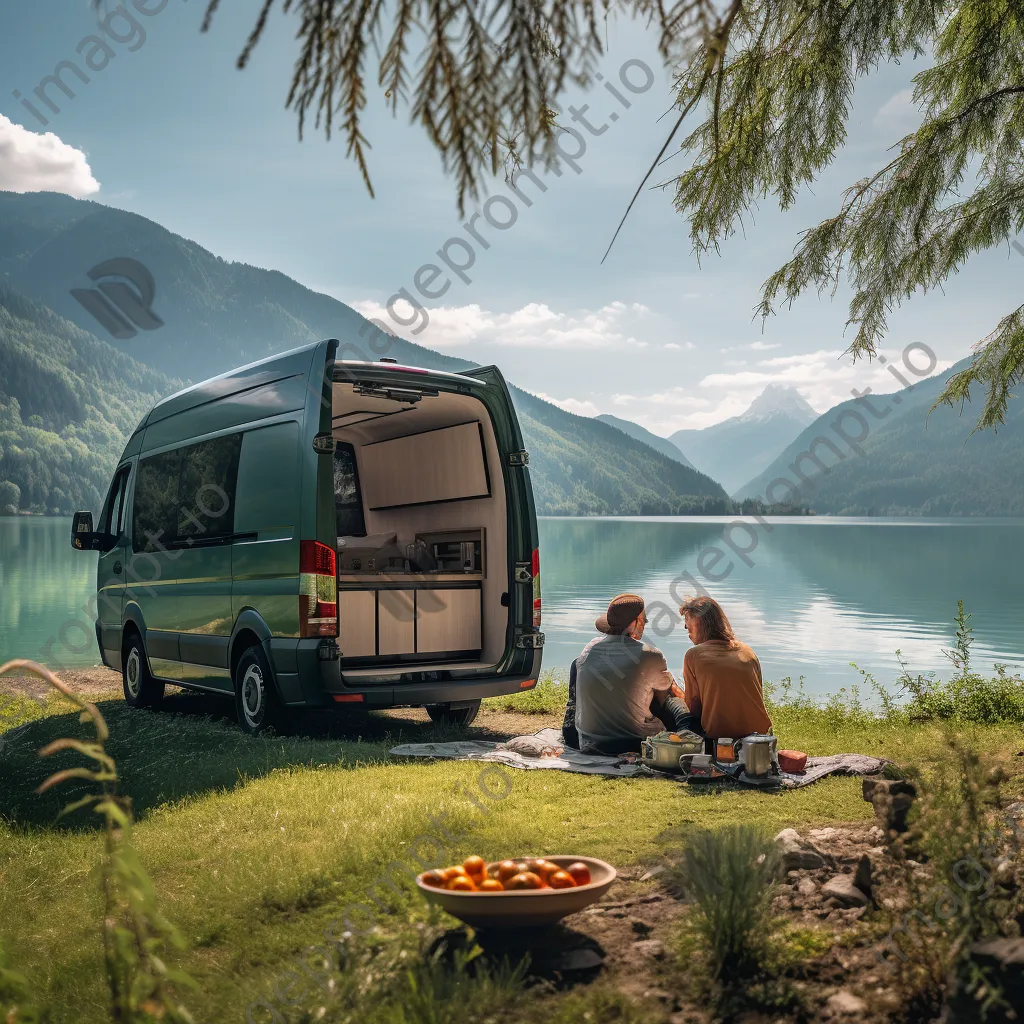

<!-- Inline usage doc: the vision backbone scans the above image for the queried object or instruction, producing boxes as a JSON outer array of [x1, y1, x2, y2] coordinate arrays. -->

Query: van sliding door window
[[334, 442, 366, 536], [178, 434, 242, 542]]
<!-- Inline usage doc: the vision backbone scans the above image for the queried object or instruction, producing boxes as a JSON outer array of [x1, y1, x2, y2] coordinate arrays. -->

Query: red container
[[778, 749, 808, 773]]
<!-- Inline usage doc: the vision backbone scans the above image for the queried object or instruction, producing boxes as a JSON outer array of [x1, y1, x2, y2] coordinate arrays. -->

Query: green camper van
[[71, 341, 544, 733]]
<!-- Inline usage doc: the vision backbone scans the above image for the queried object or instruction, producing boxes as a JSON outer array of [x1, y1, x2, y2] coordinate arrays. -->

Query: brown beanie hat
[[595, 593, 645, 635]]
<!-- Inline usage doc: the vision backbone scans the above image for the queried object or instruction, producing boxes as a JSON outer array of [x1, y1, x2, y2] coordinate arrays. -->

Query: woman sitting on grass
[[678, 596, 772, 741]]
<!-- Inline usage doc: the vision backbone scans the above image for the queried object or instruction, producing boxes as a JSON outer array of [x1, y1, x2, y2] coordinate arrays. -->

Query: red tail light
[[531, 547, 541, 628], [299, 540, 338, 637]]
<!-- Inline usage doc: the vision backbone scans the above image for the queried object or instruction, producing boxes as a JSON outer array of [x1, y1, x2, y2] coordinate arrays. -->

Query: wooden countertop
[[338, 572, 483, 584]]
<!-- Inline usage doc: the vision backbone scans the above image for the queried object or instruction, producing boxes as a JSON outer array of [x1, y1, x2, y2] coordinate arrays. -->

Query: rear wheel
[[122, 633, 164, 709], [426, 700, 481, 729], [234, 645, 280, 735]]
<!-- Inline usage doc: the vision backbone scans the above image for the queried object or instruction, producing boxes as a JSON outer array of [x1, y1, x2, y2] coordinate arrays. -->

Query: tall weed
[[671, 824, 780, 980], [0, 660, 195, 1024]]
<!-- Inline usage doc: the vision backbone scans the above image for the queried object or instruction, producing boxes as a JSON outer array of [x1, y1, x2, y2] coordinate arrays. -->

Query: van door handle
[[113, 561, 122, 575]]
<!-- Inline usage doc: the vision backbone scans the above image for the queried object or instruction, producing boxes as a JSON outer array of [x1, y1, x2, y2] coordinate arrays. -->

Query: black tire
[[122, 633, 164, 709], [233, 644, 280, 735], [426, 700, 481, 728]]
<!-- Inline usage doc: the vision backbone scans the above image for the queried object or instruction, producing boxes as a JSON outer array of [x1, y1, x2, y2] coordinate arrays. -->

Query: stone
[[810, 827, 840, 841], [944, 937, 1024, 1023], [853, 853, 873, 901], [821, 874, 869, 908], [862, 778, 918, 833], [633, 939, 666, 960], [797, 877, 819, 896], [630, 918, 653, 936], [774, 828, 826, 871], [826, 989, 866, 1014], [867, 824, 885, 843], [639, 864, 668, 882]]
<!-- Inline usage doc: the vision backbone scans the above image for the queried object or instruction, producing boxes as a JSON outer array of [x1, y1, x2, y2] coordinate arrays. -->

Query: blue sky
[[0, 0, 1019, 433]]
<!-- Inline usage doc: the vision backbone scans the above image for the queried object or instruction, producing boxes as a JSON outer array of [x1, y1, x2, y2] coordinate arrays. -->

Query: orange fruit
[[503, 872, 534, 890], [463, 855, 486, 878], [515, 861, 529, 874], [548, 870, 576, 889], [525, 858, 556, 880], [479, 878, 504, 892], [442, 866, 468, 881], [496, 860, 520, 882], [566, 862, 591, 886], [420, 869, 446, 888], [448, 876, 476, 891]]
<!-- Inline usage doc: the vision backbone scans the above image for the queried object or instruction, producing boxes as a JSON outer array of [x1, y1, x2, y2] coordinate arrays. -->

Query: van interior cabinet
[[416, 588, 482, 653], [377, 590, 416, 656], [337, 576, 482, 663], [338, 590, 376, 658]]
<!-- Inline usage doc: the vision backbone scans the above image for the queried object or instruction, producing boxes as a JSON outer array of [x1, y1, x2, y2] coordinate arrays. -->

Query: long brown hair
[[678, 596, 737, 645]]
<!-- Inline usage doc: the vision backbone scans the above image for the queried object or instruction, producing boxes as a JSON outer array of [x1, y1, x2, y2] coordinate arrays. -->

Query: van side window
[[178, 434, 242, 542], [132, 433, 243, 553], [133, 449, 182, 552], [334, 442, 366, 536], [101, 466, 131, 540]]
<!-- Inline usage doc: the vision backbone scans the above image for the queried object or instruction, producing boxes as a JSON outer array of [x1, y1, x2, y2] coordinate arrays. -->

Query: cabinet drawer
[[378, 590, 416, 656], [416, 588, 482, 653], [339, 590, 376, 657]]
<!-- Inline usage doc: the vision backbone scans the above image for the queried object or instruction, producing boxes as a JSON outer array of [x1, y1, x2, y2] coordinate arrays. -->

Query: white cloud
[[0, 117, 100, 197], [663, 341, 695, 351], [875, 88, 920, 132], [585, 345, 953, 436], [351, 298, 653, 351], [535, 393, 602, 417], [749, 340, 781, 351]]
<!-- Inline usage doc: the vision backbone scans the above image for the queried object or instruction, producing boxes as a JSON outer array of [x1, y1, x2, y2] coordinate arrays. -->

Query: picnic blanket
[[389, 728, 890, 787]]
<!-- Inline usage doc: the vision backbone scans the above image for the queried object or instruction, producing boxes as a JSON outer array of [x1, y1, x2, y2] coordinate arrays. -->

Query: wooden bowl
[[416, 856, 616, 929]]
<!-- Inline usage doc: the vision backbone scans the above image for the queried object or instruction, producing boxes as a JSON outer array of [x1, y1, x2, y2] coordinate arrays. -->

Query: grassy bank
[[1, 655, 1023, 1022]]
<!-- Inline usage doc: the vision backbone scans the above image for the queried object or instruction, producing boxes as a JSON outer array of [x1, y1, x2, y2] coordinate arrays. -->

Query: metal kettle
[[733, 734, 778, 777]]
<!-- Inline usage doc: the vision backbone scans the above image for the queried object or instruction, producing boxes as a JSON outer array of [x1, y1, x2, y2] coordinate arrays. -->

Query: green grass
[[483, 669, 568, 716], [1, 682, 1022, 1023]]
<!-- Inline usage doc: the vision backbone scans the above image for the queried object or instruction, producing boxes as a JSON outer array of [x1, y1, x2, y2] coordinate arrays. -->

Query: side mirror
[[312, 432, 337, 455], [71, 510, 101, 551]]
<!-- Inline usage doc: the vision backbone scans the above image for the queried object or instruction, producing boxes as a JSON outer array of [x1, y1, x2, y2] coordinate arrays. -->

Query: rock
[[826, 989, 867, 1015], [775, 828, 827, 871], [630, 918, 653, 936], [867, 824, 885, 843], [797, 876, 819, 896], [944, 937, 1024, 1023], [810, 827, 839, 841], [862, 778, 918, 833], [993, 856, 1017, 889], [633, 939, 666, 960], [639, 864, 668, 882], [853, 853, 873, 901], [821, 874, 870, 908]]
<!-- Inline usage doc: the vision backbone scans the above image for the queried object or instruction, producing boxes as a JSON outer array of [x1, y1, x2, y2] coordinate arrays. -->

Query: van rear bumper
[[274, 639, 542, 708]]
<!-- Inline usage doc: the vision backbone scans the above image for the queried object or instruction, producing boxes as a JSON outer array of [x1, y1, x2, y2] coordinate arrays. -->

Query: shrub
[[671, 824, 780, 980]]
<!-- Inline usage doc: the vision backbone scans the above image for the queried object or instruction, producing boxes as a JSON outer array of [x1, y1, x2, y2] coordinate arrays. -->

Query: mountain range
[[0, 191, 729, 517], [668, 384, 819, 493], [734, 358, 1024, 515], [595, 414, 695, 468]]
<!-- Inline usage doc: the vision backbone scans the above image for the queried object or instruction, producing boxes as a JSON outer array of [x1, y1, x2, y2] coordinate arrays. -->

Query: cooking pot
[[641, 731, 704, 771], [733, 734, 778, 778]]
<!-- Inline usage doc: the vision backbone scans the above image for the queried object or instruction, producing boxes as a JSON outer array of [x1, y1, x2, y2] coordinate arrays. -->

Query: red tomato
[[548, 870, 576, 889], [566, 862, 591, 886]]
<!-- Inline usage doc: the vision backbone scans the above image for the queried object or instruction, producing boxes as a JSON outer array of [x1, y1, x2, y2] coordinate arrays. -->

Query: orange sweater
[[682, 640, 772, 739]]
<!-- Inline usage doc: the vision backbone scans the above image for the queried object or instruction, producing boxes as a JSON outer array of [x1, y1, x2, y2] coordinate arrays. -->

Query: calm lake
[[2, 515, 1023, 698]]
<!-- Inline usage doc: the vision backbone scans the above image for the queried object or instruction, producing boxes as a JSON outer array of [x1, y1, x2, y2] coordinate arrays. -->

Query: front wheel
[[234, 645, 280, 735], [122, 634, 164, 708], [426, 700, 481, 728]]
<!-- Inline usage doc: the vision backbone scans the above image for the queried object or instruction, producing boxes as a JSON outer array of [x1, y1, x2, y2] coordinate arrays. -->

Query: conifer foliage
[[199, 0, 1024, 428]]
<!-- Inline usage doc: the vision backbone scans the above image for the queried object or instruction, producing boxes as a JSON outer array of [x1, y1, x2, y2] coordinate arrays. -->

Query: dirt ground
[[0, 664, 559, 738]]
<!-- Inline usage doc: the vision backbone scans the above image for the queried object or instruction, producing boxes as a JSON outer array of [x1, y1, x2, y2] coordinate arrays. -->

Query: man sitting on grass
[[564, 593, 692, 756]]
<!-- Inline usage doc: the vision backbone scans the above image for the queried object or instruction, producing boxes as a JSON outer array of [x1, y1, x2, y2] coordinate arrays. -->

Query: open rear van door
[[463, 366, 543, 652]]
